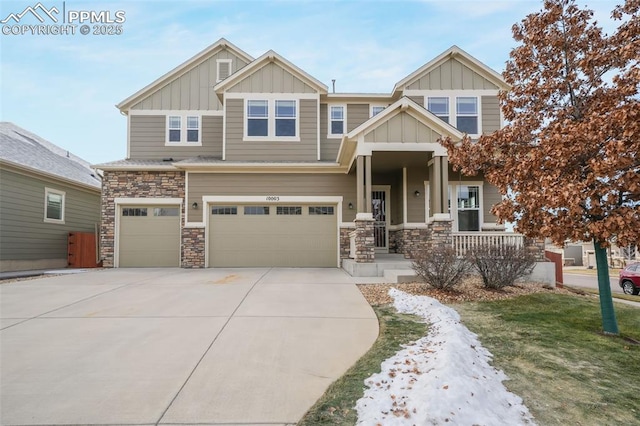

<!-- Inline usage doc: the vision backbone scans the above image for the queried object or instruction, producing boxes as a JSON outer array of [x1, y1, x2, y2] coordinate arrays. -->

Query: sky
[[0, 0, 621, 165], [356, 288, 536, 425]]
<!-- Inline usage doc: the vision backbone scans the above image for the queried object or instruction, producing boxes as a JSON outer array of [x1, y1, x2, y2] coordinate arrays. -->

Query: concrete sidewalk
[[0, 268, 378, 425]]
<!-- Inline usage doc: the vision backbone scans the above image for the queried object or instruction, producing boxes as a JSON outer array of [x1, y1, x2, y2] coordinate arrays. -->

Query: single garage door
[[119, 206, 180, 267], [209, 204, 338, 267]]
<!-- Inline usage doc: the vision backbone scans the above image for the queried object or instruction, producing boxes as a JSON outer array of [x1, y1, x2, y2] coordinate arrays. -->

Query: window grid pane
[[244, 206, 270, 215], [458, 186, 480, 209], [309, 206, 334, 215], [371, 106, 385, 116], [456, 97, 477, 115], [276, 206, 302, 215], [187, 116, 199, 129], [275, 100, 296, 118], [428, 97, 449, 115], [211, 206, 238, 215], [122, 208, 147, 217], [153, 207, 179, 217], [168, 116, 181, 128], [248, 100, 268, 118], [330, 106, 344, 120]]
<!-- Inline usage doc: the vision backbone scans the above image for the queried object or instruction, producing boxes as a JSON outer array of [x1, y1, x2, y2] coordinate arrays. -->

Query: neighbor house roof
[[0, 122, 101, 190]]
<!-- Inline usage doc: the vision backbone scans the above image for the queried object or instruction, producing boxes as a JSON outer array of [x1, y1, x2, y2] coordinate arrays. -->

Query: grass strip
[[454, 293, 640, 425], [298, 306, 428, 425]]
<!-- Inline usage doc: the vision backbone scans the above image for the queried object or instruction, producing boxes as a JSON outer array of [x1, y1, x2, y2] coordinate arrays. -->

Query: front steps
[[342, 254, 420, 283]]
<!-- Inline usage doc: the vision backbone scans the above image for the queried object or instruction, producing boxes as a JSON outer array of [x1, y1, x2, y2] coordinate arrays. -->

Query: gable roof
[[393, 45, 509, 94], [116, 38, 254, 112], [0, 122, 101, 190], [214, 49, 328, 94], [345, 96, 464, 141], [337, 97, 461, 166]]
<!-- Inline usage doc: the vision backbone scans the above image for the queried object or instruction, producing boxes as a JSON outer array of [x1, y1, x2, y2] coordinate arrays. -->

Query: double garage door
[[209, 203, 338, 267], [118, 203, 338, 267]]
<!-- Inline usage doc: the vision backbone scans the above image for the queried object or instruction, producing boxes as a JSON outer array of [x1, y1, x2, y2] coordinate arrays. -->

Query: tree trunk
[[594, 238, 619, 335]]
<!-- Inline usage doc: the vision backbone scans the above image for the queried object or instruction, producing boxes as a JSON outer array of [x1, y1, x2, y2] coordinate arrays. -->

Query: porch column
[[356, 156, 364, 213], [429, 155, 449, 216], [365, 155, 372, 214]]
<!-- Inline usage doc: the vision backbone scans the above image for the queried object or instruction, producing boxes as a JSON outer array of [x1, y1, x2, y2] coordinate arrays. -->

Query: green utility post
[[594, 239, 619, 335]]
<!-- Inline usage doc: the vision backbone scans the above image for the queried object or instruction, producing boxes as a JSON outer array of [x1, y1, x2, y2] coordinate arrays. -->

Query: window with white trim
[[456, 97, 478, 134], [44, 188, 65, 223], [426, 95, 480, 135], [427, 97, 449, 123], [216, 59, 232, 83], [245, 99, 298, 139], [166, 115, 201, 144], [454, 185, 481, 231], [370, 105, 385, 117], [329, 105, 345, 137]]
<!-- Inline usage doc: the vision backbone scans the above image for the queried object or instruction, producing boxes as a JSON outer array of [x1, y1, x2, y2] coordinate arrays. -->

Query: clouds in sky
[[0, 0, 620, 164]]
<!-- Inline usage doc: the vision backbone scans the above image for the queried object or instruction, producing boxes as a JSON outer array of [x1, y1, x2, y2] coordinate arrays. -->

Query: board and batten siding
[[227, 62, 318, 93], [481, 96, 500, 134], [407, 96, 424, 107], [364, 112, 442, 143], [187, 172, 356, 223], [129, 115, 223, 160], [0, 167, 100, 270], [131, 50, 249, 111], [406, 58, 499, 91], [224, 99, 318, 161]]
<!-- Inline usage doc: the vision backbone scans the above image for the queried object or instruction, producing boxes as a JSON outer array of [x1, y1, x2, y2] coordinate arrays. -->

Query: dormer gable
[[214, 50, 328, 96], [117, 38, 254, 112], [393, 45, 509, 94]]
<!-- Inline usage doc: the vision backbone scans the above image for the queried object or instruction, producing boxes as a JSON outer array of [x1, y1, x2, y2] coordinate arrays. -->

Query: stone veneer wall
[[400, 229, 430, 259], [182, 227, 205, 268], [353, 219, 375, 263], [100, 171, 185, 267], [389, 230, 402, 254], [525, 237, 547, 262], [339, 227, 353, 259]]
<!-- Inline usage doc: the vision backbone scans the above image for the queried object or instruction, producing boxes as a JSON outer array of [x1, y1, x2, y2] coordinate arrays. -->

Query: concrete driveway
[[0, 268, 378, 425]]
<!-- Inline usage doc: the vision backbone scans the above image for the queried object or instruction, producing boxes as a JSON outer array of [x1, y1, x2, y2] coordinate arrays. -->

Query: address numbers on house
[[265, 196, 280, 201]]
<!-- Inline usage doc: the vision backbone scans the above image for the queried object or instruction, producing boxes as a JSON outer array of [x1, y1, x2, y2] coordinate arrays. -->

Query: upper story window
[[456, 97, 478, 134], [427, 97, 449, 123], [245, 98, 299, 140], [166, 114, 201, 145], [329, 105, 345, 138], [426, 95, 480, 136], [371, 105, 386, 117], [44, 188, 65, 223]]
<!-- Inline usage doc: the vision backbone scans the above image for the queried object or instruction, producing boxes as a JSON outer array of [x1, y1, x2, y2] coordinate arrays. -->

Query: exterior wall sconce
[[348, 202, 354, 210], [414, 190, 421, 197], [191, 202, 198, 210]]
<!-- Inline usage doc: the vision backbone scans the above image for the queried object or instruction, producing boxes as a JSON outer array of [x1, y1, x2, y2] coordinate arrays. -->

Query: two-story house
[[96, 38, 516, 272]]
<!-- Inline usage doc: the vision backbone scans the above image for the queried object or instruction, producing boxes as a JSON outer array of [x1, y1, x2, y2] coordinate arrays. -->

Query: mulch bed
[[358, 276, 573, 306]]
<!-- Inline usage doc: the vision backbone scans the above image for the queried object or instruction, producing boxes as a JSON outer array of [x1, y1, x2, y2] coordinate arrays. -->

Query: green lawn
[[299, 291, 640, 426], [455, 293, 640, 425]]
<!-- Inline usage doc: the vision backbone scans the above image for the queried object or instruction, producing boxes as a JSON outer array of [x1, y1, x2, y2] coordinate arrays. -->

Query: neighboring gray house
[[0, 122, 102, 272]]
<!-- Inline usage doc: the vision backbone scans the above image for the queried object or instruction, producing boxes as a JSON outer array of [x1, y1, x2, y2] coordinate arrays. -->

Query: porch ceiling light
[[414, 190, 420, 197]]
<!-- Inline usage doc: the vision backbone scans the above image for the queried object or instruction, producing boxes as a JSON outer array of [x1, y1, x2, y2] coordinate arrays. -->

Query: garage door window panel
[[122, 207, 148, 217], [244, 206, 270, 215], [309, 206, 335, 215], [212, 206, 238, 215], [277, 206, 302, 215]]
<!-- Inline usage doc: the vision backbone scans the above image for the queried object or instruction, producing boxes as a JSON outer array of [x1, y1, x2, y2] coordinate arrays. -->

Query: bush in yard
[[467, 243, 536, 289], [412, 245, 473, 291]]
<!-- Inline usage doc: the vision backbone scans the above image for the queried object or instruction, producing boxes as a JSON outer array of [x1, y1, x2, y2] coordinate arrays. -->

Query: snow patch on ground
[[355, 288, 536, 426]]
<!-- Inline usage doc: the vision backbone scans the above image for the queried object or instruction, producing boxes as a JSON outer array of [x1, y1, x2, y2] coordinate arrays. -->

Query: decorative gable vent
[[217, 59, 232, 83]]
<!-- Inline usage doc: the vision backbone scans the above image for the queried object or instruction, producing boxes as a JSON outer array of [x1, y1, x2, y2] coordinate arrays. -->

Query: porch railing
[[452, 232, 524, 257]]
